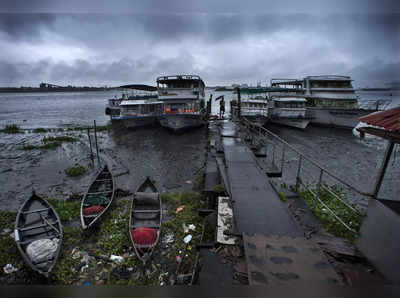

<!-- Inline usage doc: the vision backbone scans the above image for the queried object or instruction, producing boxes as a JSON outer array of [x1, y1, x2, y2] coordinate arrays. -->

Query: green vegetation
[[33, 127, 49, 133], [65, 164, 87, 177], [2, 124, 21, 134], [21, 135, 77, 150], [47, 198, 81, 221], [42, 136, 76, 143], [215, 184, 226, 193], [299, 184, 364, 242], [279, 191, 288, 202], [162, 191, 204, 272]]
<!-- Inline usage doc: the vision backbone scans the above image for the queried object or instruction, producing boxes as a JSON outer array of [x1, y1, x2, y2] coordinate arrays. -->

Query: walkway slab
[[222, 121, 302, 237], [243, 234, 341, 286]]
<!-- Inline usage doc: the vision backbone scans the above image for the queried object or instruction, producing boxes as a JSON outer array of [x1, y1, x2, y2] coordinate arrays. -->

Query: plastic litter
[[183, 234, 192, 244], [110, 255, 124, 263], [188, 224, 196, 231], [182, 224, 189, 233], [176, 256, 182, 263], [3, 264, 18, 274], [176, 205, 185, 213], [26, 238, 59, 266]]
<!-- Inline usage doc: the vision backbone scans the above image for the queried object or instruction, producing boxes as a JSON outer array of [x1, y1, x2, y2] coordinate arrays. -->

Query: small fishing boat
[[129, 177, 162, 263], [14, 192, 63, 277], [80, 165, 115, 230]]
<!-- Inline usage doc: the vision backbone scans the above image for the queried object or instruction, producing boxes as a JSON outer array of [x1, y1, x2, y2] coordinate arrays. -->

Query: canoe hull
[[14, 193, 63, 276]]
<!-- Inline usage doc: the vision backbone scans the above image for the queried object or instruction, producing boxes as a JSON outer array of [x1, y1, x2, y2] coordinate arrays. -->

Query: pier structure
[[198, 103, 398, 286]]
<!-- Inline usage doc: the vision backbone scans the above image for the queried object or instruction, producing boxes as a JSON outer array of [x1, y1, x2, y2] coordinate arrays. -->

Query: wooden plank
[[22, 208, 50, 215], [18, 221, 58, 232], [132, 209, 160, 213], [87, 190, 113, 195], [243, 233, 341, 286]]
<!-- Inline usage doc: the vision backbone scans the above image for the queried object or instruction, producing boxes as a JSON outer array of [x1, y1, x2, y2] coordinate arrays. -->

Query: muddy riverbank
[[0, 123, 207, 212]]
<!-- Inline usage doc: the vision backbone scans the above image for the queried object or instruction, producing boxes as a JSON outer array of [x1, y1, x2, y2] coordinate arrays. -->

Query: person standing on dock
[[216, 95, 225, 119]]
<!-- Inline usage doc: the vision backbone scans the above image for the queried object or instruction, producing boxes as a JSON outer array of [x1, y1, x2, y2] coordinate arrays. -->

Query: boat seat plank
[[132, 243, 156, 248], [18, 237, 58, 245], [134, 192, 159, 200], [22, 208, 50, 215], [132, 209, 160, 213], [95, 179, 113, 182], [32, 257, 55, 265], [19, 221, 58, 232], [87, 191, 113, 195], [131, 224, 160, 229], [83, 214, 100, 218]]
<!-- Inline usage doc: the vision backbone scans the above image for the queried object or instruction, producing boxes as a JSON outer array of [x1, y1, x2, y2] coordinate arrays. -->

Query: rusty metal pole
[[94, 120, 100, 166], [280, 145, 286, 173], [87, 127, 94, 166], [296, 155, 302, 190], [373, 141, 394, 198], [237, 87, 241, 119]]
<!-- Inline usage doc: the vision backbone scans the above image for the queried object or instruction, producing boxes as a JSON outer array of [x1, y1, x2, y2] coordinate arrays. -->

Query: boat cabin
[[156, 75, 206, 101], [119, 99, 163, 118], [270, 97, 307, 118]]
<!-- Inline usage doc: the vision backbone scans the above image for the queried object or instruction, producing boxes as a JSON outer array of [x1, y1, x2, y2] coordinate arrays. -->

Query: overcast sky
[[0, 1, 399, 87]]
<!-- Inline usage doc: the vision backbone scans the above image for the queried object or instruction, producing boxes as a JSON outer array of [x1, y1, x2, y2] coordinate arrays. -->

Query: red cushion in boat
[[83, 205, 105, 215], [131, 227, 157, 245]]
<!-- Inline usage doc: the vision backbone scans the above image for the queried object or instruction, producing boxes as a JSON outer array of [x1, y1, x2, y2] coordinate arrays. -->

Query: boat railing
[[358, 99, 392, 111], [236, 116, 371, 235]]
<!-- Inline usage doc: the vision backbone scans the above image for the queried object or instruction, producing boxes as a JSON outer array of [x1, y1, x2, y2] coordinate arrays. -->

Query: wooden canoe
[[129, 177, 162, 263], [80, 164, 115, 230], [14, 192, 63, 277]]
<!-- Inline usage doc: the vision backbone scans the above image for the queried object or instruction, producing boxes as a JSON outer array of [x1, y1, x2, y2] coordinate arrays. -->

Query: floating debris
[[3, 264, 18, 274]]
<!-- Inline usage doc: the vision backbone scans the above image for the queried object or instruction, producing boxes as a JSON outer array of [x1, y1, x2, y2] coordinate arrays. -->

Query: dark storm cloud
[[0, 11, 399, 87], [0, 13, 55, 41], [1, 0, 399, 13]]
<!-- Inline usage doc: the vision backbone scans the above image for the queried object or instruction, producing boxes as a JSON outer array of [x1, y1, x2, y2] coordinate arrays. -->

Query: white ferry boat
[[268, 96, 310, 129], [118, 94, 163, 129], [237, 95, 269, 126], [157, 75, 206, 132], [270, 75, 378, 129]]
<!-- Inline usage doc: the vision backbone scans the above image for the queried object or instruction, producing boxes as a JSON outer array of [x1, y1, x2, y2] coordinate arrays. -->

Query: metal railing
[[233, 109, 368, 234]]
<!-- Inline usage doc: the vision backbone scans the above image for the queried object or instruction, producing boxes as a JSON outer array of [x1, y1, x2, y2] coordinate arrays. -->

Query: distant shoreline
[[0, 87, 113, 93]]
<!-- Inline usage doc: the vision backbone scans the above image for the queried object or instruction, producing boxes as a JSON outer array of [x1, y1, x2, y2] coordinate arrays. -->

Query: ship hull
[[159, 114, 205, 133], [120, 116, 158, 128], [307, 108, 377, 129], [270, 118, 310, 129]]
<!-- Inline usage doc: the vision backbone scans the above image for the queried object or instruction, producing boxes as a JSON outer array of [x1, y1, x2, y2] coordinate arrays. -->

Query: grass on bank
[[22, 135, 77, 151], [65, 164, 87, 177], [2, 124, 22, 134], [299, 184, 364, 242]]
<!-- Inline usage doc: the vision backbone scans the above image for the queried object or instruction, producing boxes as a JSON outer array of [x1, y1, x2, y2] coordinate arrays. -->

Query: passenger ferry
[[232, 93, 269, 126], [268, 96, 310, 129], [157, 75, 206, 132], [270, 75, 378, 129], [118, 93, 163, 129]]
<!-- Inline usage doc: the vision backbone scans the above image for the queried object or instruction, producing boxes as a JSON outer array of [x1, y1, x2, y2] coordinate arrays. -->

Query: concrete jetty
[[220, 121, 302, 236]]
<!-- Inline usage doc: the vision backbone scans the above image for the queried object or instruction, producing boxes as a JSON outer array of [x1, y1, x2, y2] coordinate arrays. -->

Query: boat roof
[[157, 74, 204, 84], [120, 99, 163, 106], [273, 97, 307, 102], [118, 84, 157, 91], [360, 106, 400, 134], [305, 75, 352, 81]]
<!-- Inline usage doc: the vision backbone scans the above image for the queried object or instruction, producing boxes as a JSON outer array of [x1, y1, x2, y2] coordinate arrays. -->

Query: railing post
[[280, 144, 286, 173], [296, 155, 302, 190], [317, 169, 324, 208]]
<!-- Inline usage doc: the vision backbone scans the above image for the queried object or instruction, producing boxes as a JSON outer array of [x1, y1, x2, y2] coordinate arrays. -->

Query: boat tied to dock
[[157, 75, 206, 132]]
